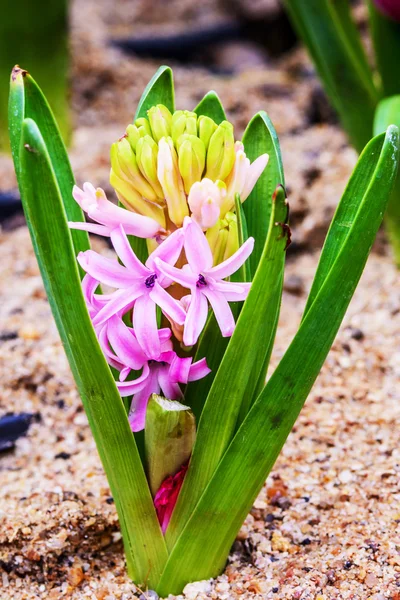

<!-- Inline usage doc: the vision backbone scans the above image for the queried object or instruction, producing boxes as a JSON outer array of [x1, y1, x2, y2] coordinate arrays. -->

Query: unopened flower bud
[[188, 178, 226, 230], [157, 137, 189, 226], [222, 142, 269, 215], [126, 124, 141, 151], [147, 104, 172, 142], [177, 134, 206, 194], [145, 394, 196, 496], [205, 121, 235, 181], [198, 115, 217, 150], [110, 138, 159, 202], [110, 169, 166, 228], [171, 110, 198, 145], [134, 117, 152, 138], [136, 135, 165, 200], [206, 212, 238, 265]]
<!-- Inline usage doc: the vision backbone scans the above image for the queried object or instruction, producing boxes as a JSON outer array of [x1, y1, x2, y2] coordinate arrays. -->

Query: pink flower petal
[[188, 357, 211, 381], [110, 225, 149, 276], [183, 289, 209, 347], [149, 282, 187, 325], [77, 250, 135, 288], [68, 221, 111, 236], [92, 284, 142, 326], [183, 217, 213, 273], [133, 293, 161, 360], [206, 237, 254, 280], [169, 355, 192, 384], [158, 366, 183, 399], [146, 227, 185, 272], [154, 258, 197, 290], [203, 288, 235, 337], [117, 363, 151, 398], [217, 282, 251, 302], [107, 316, 146, 371]]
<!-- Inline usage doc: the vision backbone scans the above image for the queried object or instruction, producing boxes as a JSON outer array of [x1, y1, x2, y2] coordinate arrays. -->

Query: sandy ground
[[1, 0, 400, 598]]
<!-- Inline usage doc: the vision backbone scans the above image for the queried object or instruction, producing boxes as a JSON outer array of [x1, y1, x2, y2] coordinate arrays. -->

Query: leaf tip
[[11, 65, 28, 83]]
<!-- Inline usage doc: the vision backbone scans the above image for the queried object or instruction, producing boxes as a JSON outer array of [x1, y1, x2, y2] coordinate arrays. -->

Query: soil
[[1, 0, 399, 599]]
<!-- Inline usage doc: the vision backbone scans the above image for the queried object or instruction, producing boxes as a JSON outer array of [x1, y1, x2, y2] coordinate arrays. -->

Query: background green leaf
[[166, 186, 289, 550], [157, 127, 399, 595], [19, 117, 168, 589], [367, 0, 400, 98], [242, 111, 285, 276], [283, 0, 379, 152]]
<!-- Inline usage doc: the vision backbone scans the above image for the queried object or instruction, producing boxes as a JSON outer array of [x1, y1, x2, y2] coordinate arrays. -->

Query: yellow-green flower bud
[[177, 134, 206, 194], [205, 120, 235, 181], [136, 135, 164, 200], [110, 170, 166, 228], [205, 212, 238, 265], [157, 136, 189, 226], [147, 104, 172, 142], [171, 110, 198, 145], [110, 138, 159, 202], [126, 124, 141, 151], [134, 117, 152, 138], [223, 212, 239, 261], [198, 115, 217, 150]]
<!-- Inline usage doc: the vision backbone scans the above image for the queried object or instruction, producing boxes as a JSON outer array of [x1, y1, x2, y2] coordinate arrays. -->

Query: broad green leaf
[[242, 111, 285, 276], [166, 186, 288, 550], [374, 95, 400, 266], [135, 65, 175, 119], [19, 118, 168, 589], [129, 66, 175, 264], [8, 67, 89, 261], [157, 126, 399, 595], [283, 0, 379, 152], [368, 0, 400, 98], [193, 90, 226, 123]]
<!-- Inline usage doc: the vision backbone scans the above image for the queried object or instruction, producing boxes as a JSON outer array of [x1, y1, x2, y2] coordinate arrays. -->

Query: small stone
[[182, 579, 212, 598], [18, 325, 40, 340], [271, 531, 291, 552], [339, 469, 353, 483], [365, 573, 378, 588], [68, 565, 84, 588], [284, 274, 304, 296]]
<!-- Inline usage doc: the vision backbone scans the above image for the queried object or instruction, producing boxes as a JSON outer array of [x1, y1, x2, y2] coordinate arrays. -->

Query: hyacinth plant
[[8, 65, 399, 596], [283, 0, 400, 265]]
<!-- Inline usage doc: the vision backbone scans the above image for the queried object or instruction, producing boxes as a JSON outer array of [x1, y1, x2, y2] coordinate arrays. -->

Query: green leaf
[[368, 0, 400, 98], [166, 186, 288, 551], [128, 66, 175, 264], [157, 126, 399, 596], [373, 95, 400, 266], [303, 117, 395, 315], [242, 111, 285, 277], [19, 118, 168, 589], [8, 67, 89, 262], [193, 91, 226, 123], [283, 0, 379, 152], [135, 65, 175, 120]]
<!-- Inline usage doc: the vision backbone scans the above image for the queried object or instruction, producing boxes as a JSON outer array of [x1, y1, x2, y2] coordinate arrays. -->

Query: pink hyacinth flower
[[116, 347, 210, 432], [69, 182, 162, 238], [77, 224, 186, 360], [155, 217, 254, 347], [154, 462, 188, 533]]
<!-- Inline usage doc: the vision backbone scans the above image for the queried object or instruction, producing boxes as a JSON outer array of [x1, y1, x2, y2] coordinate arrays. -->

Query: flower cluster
[[69, 105, 268, 433]]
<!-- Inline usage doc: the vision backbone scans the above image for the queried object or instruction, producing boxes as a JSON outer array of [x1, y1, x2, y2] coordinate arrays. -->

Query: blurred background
[[0, 0, 363, 253]]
